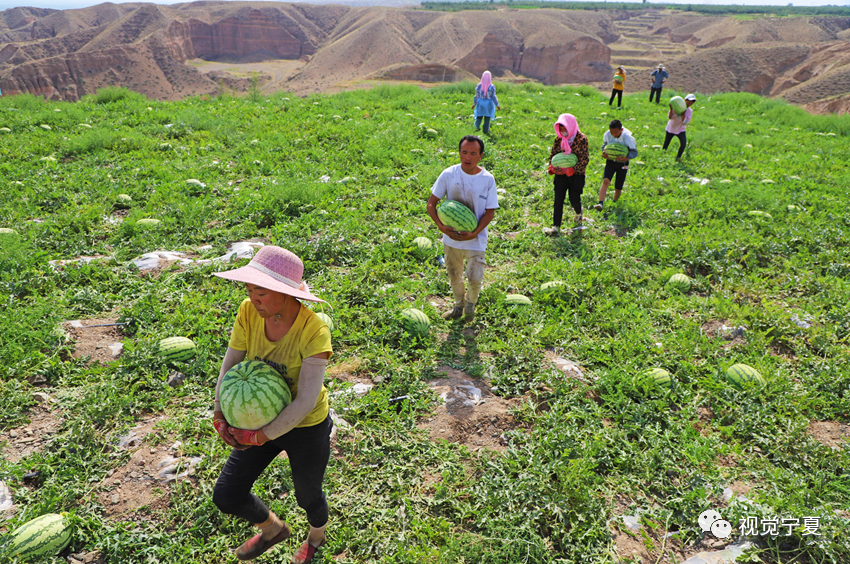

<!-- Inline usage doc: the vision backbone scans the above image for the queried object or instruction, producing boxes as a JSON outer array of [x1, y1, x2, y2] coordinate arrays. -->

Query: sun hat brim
[[213, 266, 326, 303]]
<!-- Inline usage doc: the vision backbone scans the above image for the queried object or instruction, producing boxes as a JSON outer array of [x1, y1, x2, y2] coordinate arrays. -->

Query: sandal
[[236, 523, 291, 561], [291, 538, 326, 564]]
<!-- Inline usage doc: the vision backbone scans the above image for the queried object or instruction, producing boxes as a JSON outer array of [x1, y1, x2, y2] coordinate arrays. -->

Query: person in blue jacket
[[649, 64, 668, 104], [472, 71, 500, 135]]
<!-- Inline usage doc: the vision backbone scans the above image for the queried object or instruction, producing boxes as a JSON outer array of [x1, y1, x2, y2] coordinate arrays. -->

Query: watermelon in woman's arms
[[551, 152, 577, 169], [220, 361, 292, 430]]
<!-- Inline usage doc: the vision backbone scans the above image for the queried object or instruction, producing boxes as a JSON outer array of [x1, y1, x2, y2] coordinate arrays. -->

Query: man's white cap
[[657, 64, 664, 69], [685, 93, 696, 101]]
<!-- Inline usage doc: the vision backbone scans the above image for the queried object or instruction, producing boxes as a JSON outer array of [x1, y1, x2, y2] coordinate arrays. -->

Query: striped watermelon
[[158, 337, 196, 362], [220, 361, 291, 430], [604, 142, 629, 158], [748, 210, 772, 220], [437, 200, 478, 232], [7, 513, 72, 559], [668, 273, 691, 293], [135, 218, 160, 228], [551, 153, 577, 169], [505, 294, 532, 306], [412, 237, 433, 259], [0, 228, 18, 235], [642, 368, 673, 388], [401, 308, 430, 336], [669, 96, 687, 115], [539, 280, 566, 294], [613, 74, 624, 84], [725, 364, 764, 389], [316, 312, 334, 332]]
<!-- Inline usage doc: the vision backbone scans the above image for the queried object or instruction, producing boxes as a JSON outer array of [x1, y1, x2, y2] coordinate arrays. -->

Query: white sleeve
[[485, 178, 499, 209], [431, 170, 448, 199]]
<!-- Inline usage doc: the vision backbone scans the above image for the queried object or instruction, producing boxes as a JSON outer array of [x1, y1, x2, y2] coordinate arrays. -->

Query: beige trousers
[[444, 244, 486, 308]]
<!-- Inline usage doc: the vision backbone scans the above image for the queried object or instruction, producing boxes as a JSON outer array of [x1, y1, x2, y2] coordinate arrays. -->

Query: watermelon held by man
[[437, 200, 478, 233], [219, 360, 292, 430]]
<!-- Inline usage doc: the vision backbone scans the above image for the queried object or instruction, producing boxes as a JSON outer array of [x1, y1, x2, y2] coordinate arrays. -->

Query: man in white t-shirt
[[593, 119, 638, 211], [427, 135, 499, 322]]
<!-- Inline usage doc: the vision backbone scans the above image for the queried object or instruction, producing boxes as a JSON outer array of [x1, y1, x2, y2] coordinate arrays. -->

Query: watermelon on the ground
[[186, 179, 205, 189], [0, 127, 10, 133], [220, 360, 291, 430], [668, 273, 691, 292], [7, 513, 72, 560], [40, 124, 52, 131], [604, 142, 629, 159], [787, 205, 803, 212], [748, 210, 772, 219], [725, 364, 764, 389], [505, 294, 532, 306], [135, 218, 160, 228], [412, 237, 433, 259], [401, 308, 430, 336], [316, 312, 334, 332], [0, 228, 18, 235], [539, 281, 566, 294], [641, 368, 673, 388], [669, 96, 687, 115], [425, 128, 439, 138], [551, 152, 577, 169], [437, 201, 478, 232], [114, 194, 133, 209], [158, 336, 196, 362]]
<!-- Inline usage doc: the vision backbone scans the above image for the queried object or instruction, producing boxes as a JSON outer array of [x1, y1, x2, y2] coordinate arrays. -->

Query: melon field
[[0, 84, 849, 564]]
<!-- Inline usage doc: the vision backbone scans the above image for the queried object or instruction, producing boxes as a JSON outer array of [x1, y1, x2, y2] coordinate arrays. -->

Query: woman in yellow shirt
[[211, 246, 332, 564], [609, 65, 626, 109]]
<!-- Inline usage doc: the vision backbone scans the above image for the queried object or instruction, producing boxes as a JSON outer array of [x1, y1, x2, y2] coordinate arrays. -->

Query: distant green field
[[0, 84, 848, 563]]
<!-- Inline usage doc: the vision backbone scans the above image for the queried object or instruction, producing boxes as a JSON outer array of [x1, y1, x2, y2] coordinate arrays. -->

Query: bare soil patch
[[417, 366, 525, 452], [808, 420, 850, 450], [62, 318, 128, 364], [95, 417, 194, 521], [0, 405, 64, 464]]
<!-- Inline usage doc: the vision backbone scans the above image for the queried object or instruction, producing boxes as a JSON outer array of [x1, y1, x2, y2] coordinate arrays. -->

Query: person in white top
[[593, 119, 638, 211], [427, 135, 499, 322], [663, 93, 696, 162]]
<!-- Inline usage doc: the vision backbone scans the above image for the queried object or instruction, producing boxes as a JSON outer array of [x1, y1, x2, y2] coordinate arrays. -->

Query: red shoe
[[291, 538, 326, 564], [236, 523, 291, 561]]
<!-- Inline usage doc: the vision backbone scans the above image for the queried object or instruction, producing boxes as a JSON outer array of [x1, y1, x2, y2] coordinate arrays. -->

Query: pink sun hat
[[213, 245, 325, 303]]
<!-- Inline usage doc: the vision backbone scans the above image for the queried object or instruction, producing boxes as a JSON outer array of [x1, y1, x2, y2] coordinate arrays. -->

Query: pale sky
[[0, 0, 847, 11]]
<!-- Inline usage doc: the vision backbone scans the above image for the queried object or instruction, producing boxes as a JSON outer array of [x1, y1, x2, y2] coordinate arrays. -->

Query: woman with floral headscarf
[[543, 114, 589, 236], [472, 71, 500, 135]]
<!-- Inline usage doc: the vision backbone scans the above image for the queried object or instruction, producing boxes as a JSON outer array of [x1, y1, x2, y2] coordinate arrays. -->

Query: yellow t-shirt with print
[[228, 298, 332, 428]]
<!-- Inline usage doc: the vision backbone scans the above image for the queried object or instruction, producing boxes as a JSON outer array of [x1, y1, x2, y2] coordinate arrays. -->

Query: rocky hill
[[1, 2, 849, 113]]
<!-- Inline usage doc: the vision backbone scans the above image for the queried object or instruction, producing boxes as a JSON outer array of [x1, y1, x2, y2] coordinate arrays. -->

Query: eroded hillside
[[0, 2, 849, 112]]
